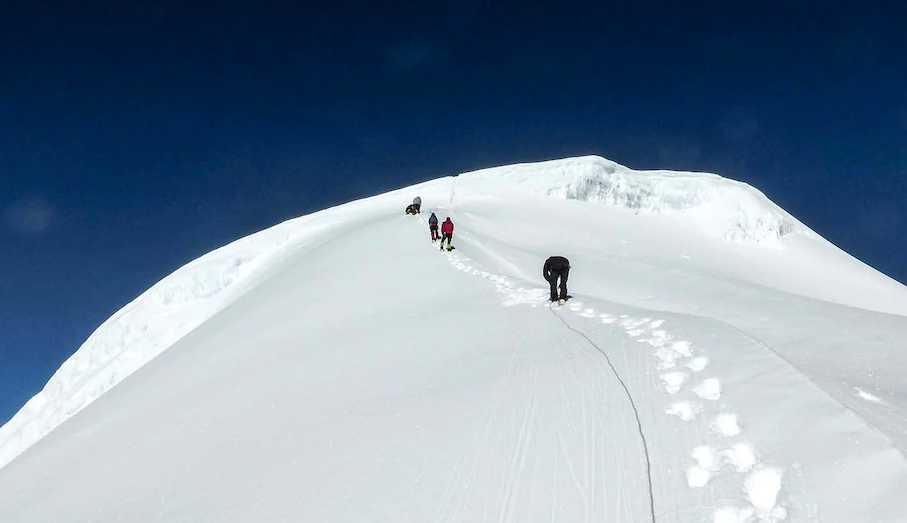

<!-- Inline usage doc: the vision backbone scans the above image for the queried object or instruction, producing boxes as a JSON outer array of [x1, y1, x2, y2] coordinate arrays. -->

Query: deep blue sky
[[2, 1, 905, 425]]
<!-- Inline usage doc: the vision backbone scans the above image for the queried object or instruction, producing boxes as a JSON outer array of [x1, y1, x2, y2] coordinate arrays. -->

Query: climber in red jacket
[[439, 217, 454, 251]]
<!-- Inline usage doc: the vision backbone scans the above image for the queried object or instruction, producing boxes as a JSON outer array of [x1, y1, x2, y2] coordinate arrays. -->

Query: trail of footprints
[[587, 311, 785, 522], [423, 223, 787, 522]]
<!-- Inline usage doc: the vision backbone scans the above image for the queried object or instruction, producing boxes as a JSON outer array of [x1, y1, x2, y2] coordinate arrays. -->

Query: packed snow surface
[[2, 155, 907, 523]]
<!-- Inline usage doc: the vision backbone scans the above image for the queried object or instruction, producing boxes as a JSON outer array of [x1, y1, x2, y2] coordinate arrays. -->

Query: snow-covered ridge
[[0, 155, 814, 471], [0, 210, 346, 470], [0, 230, 278, 469], [0, 178, 441, 471], [461, 156, 807, 245]]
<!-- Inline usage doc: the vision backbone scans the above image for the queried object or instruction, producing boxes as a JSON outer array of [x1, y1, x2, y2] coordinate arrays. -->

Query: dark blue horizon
[[2, 0, 906, 426]]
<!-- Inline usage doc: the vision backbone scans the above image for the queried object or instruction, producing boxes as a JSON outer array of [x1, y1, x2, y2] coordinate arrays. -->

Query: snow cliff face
[[2, 156, 907, 523], [462, 156, 804, 246]]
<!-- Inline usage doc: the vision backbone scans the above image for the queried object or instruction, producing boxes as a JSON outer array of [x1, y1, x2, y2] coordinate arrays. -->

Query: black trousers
[[430, 225, 438, 240], [440, 232, 452, 249], [548, 269, 569, 300]]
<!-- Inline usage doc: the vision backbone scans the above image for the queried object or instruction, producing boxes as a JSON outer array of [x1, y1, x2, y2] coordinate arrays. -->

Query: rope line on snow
[[548, 308, 657, 523]]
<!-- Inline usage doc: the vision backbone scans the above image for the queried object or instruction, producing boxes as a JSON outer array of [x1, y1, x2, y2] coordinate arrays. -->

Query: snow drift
[[2, 155, 907, 523]]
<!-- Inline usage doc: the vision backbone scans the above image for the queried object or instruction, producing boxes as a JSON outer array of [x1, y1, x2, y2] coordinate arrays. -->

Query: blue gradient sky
[[2, 1, 906, 425]]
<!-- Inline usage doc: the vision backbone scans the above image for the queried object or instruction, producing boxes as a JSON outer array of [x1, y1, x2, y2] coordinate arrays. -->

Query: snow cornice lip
[[459, 155, 809, 246]]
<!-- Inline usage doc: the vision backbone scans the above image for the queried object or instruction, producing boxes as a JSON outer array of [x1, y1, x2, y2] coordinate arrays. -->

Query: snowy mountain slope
[[457, 156, 907, 315], [2, 156, 907, 522], [0, 179, 444, 471]]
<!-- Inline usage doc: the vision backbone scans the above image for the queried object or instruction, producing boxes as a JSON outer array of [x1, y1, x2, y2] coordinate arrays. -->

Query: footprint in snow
[[694, 378, 722, 400], [640, 330, 673, 347], [686, 443, 757, 488], [599, 314, 617, 324], [744, 466, 787, 519], [686, 356, 709, 372], [710, 413, 741, 437], [719, 442, 757, 472], [654, 341, 694, 369], [666, 400, 704, 421], [579, 308, 596, 318], [620, 317, 649, 330], [671, 340, 693, 356], [714, 467, 787, 523], [655, 347, 681, 369], [660, 371, 689, 394]]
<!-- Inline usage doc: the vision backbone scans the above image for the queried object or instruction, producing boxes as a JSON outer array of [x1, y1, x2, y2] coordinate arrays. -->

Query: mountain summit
[[2, 156, 906, 522]]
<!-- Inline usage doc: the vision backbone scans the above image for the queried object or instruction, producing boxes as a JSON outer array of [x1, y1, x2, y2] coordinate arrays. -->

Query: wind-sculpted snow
[[461, 155, 804, 246]]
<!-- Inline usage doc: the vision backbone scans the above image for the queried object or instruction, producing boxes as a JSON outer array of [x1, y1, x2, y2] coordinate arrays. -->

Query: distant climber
[[428, 212, 439, 242], [405, 203, 419, 215], [439, 217, 454, 251], [543, 256, 570, 303], [412, 196, 422, 213]]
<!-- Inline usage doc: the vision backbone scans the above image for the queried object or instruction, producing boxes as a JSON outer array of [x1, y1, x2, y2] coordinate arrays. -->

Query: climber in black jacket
[[543, 256, 571, 302]]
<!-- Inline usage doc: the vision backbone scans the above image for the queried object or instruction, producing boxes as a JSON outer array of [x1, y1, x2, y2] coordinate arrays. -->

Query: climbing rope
[[549, 308, 657, 523]]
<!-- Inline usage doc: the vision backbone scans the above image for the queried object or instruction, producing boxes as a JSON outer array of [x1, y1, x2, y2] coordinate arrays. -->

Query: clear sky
[[2, 1, 905, 425]]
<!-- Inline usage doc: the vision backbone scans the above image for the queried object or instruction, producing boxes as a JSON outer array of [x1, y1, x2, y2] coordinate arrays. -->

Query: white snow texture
[[2, 155, 907, 523]]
